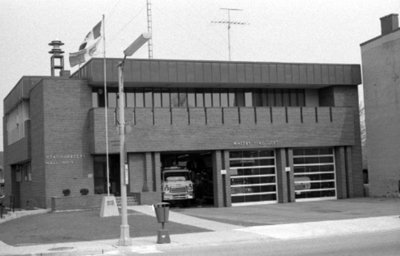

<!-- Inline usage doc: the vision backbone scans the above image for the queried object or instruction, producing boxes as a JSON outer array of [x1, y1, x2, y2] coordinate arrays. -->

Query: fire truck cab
[[162, 167, 194, 202]]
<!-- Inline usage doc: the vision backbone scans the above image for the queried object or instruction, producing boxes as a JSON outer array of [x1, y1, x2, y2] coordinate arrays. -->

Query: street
[[97, 230, 400, 256]]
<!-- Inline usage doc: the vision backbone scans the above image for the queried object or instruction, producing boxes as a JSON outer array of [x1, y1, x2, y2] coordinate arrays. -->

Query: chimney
[[380, 14, 399, 36]]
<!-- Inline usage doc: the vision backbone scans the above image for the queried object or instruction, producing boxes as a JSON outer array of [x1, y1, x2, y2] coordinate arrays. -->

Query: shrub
[[62, 189, 71, 196], [80, 188, 89, 196]]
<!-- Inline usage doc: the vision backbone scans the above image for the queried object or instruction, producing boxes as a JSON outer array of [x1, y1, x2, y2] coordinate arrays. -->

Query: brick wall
[[41, 78, 94, 207], [332, 86, 363, 197], [92, 106, 355, 154]]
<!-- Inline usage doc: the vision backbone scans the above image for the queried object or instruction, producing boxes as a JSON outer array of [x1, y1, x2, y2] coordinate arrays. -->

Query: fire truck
[[162, 167, 194, 202]]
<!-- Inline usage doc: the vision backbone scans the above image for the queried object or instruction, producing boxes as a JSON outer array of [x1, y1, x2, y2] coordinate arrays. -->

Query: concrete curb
[[1, 215, 399, 256]]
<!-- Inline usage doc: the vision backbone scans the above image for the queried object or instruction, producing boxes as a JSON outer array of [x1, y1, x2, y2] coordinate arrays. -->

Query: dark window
[[267, 89, 274, 106], [236, 91, 245, 107], [282, 90, 290, 106], [253, 90, 263, 107], [298, 90, 305, 106], [290, 90, 298, 106], [275, 89, 282, 106]]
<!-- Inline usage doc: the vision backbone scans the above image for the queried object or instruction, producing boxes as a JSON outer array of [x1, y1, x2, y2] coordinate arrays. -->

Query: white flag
[[69, 20, 102, 67]]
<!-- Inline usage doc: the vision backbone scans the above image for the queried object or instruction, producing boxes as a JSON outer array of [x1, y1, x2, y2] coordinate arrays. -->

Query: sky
[[0, 0, 399, 151]]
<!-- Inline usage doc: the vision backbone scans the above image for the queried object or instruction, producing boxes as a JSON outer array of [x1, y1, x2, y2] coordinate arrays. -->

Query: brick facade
[[4, 59, 363, 209]]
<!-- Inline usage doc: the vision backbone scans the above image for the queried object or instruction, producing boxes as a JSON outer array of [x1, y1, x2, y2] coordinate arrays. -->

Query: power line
[[211, 8, 248, 61], [108, 5, 147, 45]]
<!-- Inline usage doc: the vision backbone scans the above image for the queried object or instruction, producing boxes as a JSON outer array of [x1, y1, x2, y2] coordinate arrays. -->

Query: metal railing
[[0, 195, 15, 219]]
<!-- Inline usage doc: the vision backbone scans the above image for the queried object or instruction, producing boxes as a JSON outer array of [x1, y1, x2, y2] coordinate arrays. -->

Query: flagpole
[[103, 14, 111, 196]]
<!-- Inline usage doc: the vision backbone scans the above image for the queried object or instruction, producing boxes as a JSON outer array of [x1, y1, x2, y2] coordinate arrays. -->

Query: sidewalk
[[0, 198, 399, 256]]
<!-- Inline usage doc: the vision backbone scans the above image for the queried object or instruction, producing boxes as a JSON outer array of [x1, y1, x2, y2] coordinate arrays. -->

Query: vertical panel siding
[[86, 59, 361, 86]]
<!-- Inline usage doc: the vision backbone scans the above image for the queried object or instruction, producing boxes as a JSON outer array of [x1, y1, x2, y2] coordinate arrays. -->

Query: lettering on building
[[45, 154, 87, 165], [233, 140, 278, 147]]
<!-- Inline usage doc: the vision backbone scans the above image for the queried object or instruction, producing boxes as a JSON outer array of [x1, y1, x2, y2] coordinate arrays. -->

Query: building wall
[[41, 78, 94, 207], [361, 30, 400, 197], [91, 106, 356, 154], [22, 81, 46, 208], [3, 59, 363, 209]]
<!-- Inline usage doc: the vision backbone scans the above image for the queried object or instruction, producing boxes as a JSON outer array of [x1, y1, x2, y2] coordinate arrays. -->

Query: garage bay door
[[229, 150, 277, 205]]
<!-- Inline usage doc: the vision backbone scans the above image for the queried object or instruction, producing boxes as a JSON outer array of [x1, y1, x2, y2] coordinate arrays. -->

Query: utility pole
[[212, 8, 247, 61], [146, 0, 153, 59]]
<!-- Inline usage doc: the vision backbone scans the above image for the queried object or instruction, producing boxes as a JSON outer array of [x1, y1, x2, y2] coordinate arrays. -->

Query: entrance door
[[293, 148, 337, 201], [229, 150, 278, 205], [11, 167, 21, 208], [93, 155, 121, 196]]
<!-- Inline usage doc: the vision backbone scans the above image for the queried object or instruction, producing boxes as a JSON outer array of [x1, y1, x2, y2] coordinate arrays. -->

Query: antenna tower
[[146, 0, 153, 58], [212, 8, 247, 61]]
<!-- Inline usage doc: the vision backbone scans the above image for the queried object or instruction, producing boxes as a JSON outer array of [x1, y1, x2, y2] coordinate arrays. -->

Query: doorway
[[93, 154, 121, 196], [160, 151, 214, 207]]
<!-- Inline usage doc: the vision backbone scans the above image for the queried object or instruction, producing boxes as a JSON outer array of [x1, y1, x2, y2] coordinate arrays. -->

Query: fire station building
[[4, 57, 363, 209]]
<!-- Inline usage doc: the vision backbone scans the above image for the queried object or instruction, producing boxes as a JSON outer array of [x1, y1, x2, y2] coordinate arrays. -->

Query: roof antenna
[[146, 0, 153, 58], [212, 8, 248, 61]]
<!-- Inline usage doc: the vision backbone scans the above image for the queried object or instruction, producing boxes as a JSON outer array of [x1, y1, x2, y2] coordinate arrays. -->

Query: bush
[[62, 189, 71, 196], [80, 188, 89, 196]]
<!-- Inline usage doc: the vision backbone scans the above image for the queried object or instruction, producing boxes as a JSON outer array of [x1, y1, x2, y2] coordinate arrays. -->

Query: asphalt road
[[98, 230, 400, 256]]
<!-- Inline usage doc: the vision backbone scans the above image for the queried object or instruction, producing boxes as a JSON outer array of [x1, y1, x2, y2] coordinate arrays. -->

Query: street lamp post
[[118, 33, 151, 246]]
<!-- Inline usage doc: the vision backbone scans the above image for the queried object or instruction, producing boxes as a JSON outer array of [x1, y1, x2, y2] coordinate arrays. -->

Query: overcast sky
[[0, 0, 399, 151]]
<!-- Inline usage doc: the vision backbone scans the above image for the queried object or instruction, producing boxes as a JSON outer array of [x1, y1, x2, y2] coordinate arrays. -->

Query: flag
[[69, 20, 102, 67]]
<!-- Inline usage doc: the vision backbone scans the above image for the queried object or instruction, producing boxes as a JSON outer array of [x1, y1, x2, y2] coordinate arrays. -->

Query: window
[[204, 92, 212, 107], [153, 91, 162, 107], [245, 92, 253, 107], [135, 91, 144, 107], [236, 91, 245, 106], [162, 91, 170, 108], [179, 91, 187, 107], [126, 92, 135, 107], [228, 91, 235, 106], [220, 92, 228, 107], [92, 88, 307, 108], [7, 101, 29, 145], [108, 92, 117, 108], [171, 92, 179, 107], [144, 91, 152, 107], [196, 92, 204, 107], [188, 92, 196, 107], [212, 91, 220, 107]]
